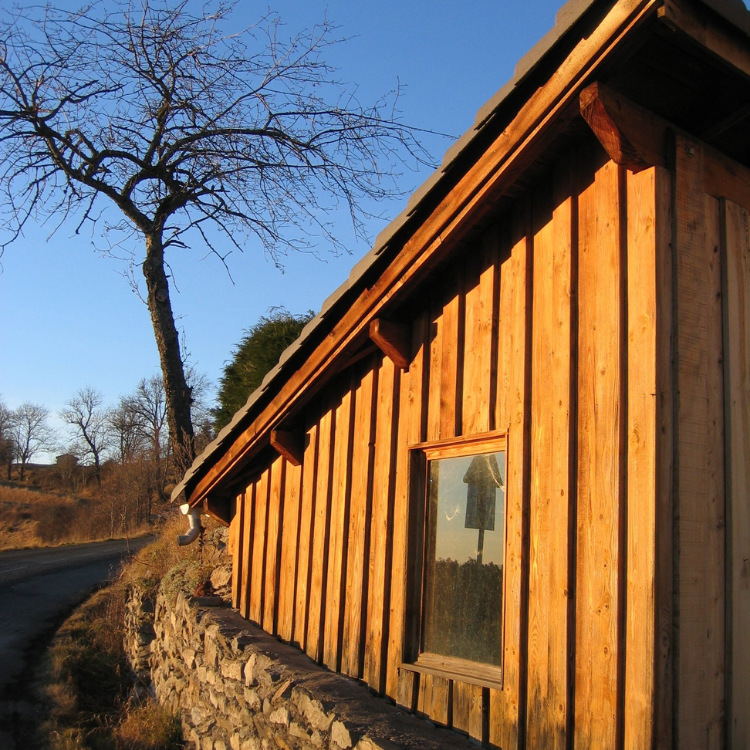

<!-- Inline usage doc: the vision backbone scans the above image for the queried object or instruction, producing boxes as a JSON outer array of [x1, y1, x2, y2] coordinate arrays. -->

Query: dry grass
[[0, 484, 150, 551], [36, 511, 226, 749]]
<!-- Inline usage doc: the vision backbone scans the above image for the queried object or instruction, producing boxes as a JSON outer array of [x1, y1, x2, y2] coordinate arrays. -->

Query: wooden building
[[173, 0, 750, 746]]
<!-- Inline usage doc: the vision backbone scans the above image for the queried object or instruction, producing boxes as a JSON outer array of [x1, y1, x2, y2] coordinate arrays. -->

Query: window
[[409, 434, 507, 684]]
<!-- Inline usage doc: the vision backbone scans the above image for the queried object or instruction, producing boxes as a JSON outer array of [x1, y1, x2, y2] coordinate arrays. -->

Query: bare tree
[[120, 375, 170, 513], [60, 386, 111, 486], [0, 1, 433, 475], [11, 402, 55, 480], [109, 399, 147, 465]]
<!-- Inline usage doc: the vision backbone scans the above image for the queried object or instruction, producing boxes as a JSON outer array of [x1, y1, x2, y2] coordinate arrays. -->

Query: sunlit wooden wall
[[226, 136, 747, 748]]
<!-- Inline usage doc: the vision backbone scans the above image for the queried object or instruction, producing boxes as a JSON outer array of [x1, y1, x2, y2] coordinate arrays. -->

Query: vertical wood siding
[[674, 136, 726, 750], [722, 198, 750, 750], [227, 144, 733, 748]]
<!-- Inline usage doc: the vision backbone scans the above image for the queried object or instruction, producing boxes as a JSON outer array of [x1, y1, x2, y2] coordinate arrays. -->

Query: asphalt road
[[0, 536, 154, 749]]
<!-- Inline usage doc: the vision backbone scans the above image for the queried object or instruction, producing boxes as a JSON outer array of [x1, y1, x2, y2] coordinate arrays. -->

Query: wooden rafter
[[579, 81, 668, 172], [203, 495, 230, 526], [369, 318, 411, 370], [270, 428, 304, 467]]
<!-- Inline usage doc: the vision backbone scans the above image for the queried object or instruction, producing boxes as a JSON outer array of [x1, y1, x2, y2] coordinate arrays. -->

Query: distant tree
[[0, 398, 15, 479], [213, 308, 314, 431], [11, 402, 55, 480], [0, 1, 433, 477], [60, 386, 111, 486], [109, 399, 148, 465]]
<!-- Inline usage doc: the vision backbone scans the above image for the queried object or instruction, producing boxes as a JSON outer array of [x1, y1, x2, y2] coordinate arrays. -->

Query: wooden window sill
[[400, 654, 503, 690]]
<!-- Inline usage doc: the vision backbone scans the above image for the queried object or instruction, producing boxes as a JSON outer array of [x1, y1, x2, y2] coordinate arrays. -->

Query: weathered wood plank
[[323, 387, 354, 671], [452, 682, 483, 741], [249, 471, 269, 625], [653, 166, 674, 750], [230, 491, 244, 611], [526, 165, 574, 750], [674, 136, 725, 749], [397, 669, 418, 711], [365, 356, 398, 693], [575, 158, 622, 749], [623, 165, 659, 749], [306, 406, 334, 662], [623, 165, 659, 747], [342, 366, 376, 677], [490, 200, 531, 750], [462, 227, 499, 436], [426, 295, 444, 443], [440, 269, 464, 439], [263, 457, 285, 634], [293, 423, 319, 650], [386, 312, 427, 700], [722, 198, 750, 750], [422, 674, 450, 726], [278, 457, 302, 642], [240, 485, 255, 620], [263, 457, 285, 635]]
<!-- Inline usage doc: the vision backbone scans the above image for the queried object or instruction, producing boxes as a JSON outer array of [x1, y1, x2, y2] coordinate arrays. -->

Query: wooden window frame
[[403, 431, 509, 690]]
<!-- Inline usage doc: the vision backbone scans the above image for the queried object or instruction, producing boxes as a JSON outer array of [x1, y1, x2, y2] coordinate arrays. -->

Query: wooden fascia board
[[659, 0, 750, 81], [185, 0, 662, 507], [580, 80, 750, 207]]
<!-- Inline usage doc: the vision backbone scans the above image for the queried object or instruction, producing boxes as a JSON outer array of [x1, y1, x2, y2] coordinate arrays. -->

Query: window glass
[[422, 450, 505, 666]]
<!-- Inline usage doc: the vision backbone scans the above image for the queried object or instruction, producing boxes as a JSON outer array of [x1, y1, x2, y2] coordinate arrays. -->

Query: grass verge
[[33, 511, 225, 750]]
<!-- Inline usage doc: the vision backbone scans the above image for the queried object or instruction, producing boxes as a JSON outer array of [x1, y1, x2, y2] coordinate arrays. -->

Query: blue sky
[[0, 0, 603, 455]]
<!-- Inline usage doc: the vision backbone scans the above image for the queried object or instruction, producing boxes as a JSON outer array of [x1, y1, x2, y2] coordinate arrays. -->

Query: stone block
[[331, 721, 354, 749], [269, 706, 290, 727], [205, 639, 219, 669], [253, 715, 272, 741], [211, 565, 233, 589], [244, 654, 257, 686], [244, 688, 262, 712], [354, 739, 402, 750], [183, 648, 197, 669], [298, 694, 333, 733], [289, 722, 312, 741], [221, 659, 243, 682]]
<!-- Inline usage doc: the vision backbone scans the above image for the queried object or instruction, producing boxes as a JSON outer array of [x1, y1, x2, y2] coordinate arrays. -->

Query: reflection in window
[[422, 450, 505, 666]]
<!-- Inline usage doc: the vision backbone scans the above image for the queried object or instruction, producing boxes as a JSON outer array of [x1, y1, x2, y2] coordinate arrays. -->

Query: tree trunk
[[142, 232, 195, 478]]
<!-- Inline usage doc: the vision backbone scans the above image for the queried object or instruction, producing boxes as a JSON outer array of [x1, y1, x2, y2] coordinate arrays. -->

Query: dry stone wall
[[125, 584, 478, 750]]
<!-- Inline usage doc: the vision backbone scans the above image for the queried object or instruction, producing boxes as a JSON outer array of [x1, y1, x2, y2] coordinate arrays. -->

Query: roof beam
[[270, 428, 304, 467], [203, 495, 230, 526], [579, 81, 669, 171], [369, 318, 411, 370], [659, 0, 750, 81], [578, 80, 750, 210]]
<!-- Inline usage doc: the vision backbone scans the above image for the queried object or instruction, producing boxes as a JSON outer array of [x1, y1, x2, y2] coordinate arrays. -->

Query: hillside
[[0, 462, 154, 550]]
